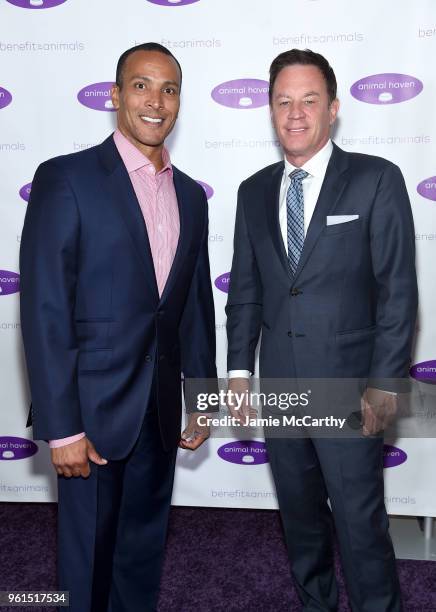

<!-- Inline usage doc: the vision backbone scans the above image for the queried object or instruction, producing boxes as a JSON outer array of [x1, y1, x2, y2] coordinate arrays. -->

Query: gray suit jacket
[[226, 143, 418, 389]]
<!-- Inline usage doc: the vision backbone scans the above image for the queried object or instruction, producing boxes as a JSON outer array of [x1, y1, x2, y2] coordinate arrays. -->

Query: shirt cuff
[[371, 388, 397, 396], [228, 370, 251, 378], [49, 433, 86, 448]]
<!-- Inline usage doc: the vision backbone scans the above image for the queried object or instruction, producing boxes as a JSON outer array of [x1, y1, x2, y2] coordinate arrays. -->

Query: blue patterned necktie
[[286, 168, 308, 273]]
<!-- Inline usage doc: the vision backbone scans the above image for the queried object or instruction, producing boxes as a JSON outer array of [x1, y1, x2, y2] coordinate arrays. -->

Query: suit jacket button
[[288, 331, 293, 337], [145, 355, 152, 362], [290, 288, 301, 296], [159, 354, 165, 361]]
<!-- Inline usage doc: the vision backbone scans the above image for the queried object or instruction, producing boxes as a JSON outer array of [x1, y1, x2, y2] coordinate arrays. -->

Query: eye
[[163, 87, 177, 95], [304, 99, 315, 105], [279, 100, 289, 107]]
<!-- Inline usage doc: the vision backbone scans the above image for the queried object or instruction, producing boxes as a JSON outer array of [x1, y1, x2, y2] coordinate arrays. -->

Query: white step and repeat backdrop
[[1, 0, 435, 515]]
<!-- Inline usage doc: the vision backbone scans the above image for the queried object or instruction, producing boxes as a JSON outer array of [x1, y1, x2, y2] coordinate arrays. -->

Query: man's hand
[[361, 387, 398, 436], [51, 437, 107, 478], [226, 377, 257, 422], [179, 413, 210, 451]]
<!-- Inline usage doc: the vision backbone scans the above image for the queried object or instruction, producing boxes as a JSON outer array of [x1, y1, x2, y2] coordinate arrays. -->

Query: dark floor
[[0, 503, 435, 611]]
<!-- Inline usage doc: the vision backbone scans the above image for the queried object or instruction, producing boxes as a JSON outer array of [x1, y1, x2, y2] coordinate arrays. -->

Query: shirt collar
[[284, 139, 333, 179], [113, 128, 172, 176]]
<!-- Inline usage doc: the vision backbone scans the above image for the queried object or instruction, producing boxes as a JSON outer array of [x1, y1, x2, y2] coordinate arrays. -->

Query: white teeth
[[141, 116, 163, 124]]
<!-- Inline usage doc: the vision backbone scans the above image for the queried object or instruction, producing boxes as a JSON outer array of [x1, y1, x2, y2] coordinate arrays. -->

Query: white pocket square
[[326, 215, 359, 226]]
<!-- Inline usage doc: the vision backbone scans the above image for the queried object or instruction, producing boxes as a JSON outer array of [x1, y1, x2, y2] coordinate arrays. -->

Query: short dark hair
[[115, 42, 182, 90], [269, 48, 337, 104]]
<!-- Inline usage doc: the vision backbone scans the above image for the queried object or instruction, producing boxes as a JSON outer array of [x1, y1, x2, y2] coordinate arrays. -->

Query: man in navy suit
[[226, 49, 417, 611], [20, 43, 216, 612]]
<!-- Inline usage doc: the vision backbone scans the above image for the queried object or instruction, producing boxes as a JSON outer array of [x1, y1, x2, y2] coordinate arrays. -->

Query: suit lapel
[[97, 135, 159, 302], [293, 144, 350, 283], [265, 162, 294, 281]]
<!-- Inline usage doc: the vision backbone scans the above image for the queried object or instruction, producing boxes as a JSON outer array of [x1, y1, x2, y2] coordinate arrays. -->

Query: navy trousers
[[266, 436, 403, 612], [57, 392, 177, 612]]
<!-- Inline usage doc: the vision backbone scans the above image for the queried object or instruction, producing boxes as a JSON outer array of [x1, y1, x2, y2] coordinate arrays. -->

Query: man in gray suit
[[226, 49, 417, 611]]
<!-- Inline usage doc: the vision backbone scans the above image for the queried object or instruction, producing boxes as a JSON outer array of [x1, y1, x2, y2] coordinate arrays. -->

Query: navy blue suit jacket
[[20, 135, 217, 458], [226, 143, 418, 388]]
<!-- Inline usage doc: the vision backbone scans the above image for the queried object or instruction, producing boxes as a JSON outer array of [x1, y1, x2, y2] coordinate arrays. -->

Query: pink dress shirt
[[49, 130, 180, 449]]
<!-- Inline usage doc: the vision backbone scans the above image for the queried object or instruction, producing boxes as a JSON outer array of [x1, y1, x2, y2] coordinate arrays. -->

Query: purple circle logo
[[417, 177, 436, 202], [0, 437, 38, 460], [0, 87, 12, 110], [214, 272, 230, 293], [211, 79, 269, 109], [217, 441, 269, 465], [77, 82, 116, 112], [383, 444, 407, 468], [146, 0, 200, 4], [19, 182, 32, 202], [350, 74, 423, 105], [0, 271, 20, 296], [410, 360, 436, 384], [197, 180, 214, 200], [6, 0, 67, 8]]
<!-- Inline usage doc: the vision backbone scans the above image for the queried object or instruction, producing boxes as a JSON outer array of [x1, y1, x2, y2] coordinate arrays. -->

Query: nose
[[287, 101, 305, 119], [146, 88, 164, 110]]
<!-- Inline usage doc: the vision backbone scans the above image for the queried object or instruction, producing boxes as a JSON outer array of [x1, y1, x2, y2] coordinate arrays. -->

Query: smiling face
[[270, 63, 339, 167], [111, 50, 181, 170]]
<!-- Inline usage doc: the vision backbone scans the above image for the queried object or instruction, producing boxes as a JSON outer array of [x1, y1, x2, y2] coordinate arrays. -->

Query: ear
[[111, 84, 120, 110], [329, 98, 339, 125], [269, 103, 276, 125]]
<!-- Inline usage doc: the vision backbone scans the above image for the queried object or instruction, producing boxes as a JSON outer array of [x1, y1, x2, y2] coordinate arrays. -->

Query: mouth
[[140, 115, 164, 125], [287, 128, 307, 133]]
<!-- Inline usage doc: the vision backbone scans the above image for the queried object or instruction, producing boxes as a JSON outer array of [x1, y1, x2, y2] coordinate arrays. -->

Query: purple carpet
[[0, 503, 435, 611]]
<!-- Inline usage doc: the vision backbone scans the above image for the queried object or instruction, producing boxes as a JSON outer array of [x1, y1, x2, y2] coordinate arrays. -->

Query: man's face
[[111, 50, 181, 165], [270, 63, 339, 167]]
